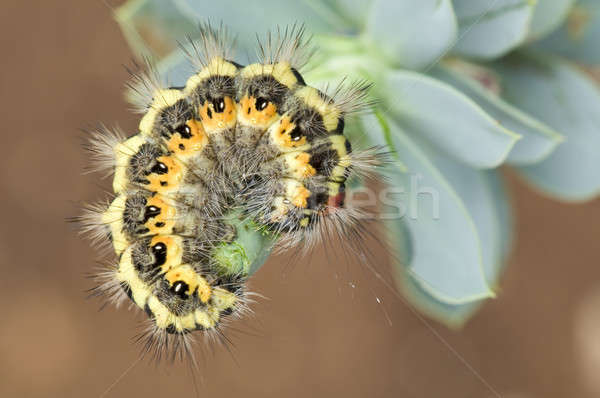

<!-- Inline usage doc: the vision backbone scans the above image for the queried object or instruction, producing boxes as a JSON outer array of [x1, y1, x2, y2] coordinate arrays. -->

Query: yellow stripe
[[327, 182, 340, 196], [184, 57, 238, 95], [194, 309, 216, 329], [175, 312, 197, 332], [139, 89, 185, 136], [211, 288, 237, 312], [147, 295, 170, 329], [240, 62, 297, 88], [293, 86, 340, 132], [102, 195, 128, 255], [117, 248, 152, 309], [112, 134, 146, 193]]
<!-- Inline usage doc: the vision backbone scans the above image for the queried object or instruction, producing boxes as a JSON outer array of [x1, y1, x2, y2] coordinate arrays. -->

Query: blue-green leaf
[[366, 0, 457, 70], [382, 70, 520, 169], [493, 52, 600, 201], [395, 264, 485, 328], [528, 0, 575, 41], [452, 0, 534, 60], [365, 114, 494, 304], [533, 0, 600, 65], [319, 0, 373, 31], [304, 34, 383, 83], [172, 0, 335, 53], [429, 62, 564, 165], [116, 0, 198, 58], [390, 168, 511, 327]]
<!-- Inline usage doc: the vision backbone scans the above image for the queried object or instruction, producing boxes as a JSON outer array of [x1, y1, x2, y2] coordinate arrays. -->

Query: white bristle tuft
[[124, 56, 166, 113], [257, 23, 314, 69], [180, 21, 235, 70]]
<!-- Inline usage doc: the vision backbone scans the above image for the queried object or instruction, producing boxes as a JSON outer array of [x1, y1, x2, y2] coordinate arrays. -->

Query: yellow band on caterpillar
[[116, 247, 152, 308], [293, 86, 340, 132], [102, 195, 128, 255], [240, 62, 298, 89], [184, 57, 238, 94], [144, 195, 177, 235], [211, 287, 238, 313], [112, 135, 146, 194], [139, 89, 185, 136], [284, 179, 311, 208], [329, 134, 352, 180]]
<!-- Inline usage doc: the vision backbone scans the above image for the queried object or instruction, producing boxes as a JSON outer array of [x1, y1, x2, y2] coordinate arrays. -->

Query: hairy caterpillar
[[77, 23, 383, 363]]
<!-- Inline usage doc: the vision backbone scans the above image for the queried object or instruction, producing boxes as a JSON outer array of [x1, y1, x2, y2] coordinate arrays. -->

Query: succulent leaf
[[382, 69, 521, 169], [430, 61, 564, 165], [213, 213, 276, 277], [493, 52, 600, 201], [533, 0, 600, 64], [364, 113, 494, 304], [528, 0, 576, 41], [320, 0, 373, 31], [172, 0, 336, 52], [452, 0, 535, 60], [391, 169, 511, 328], [366, 0, 457, 70]]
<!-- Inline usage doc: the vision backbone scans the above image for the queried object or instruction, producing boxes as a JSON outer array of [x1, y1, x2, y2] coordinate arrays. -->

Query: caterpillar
[[77, 23, 383, 363]]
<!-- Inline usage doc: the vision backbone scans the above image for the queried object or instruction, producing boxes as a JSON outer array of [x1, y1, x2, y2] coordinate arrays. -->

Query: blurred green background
[[2, 1, 600, 397]]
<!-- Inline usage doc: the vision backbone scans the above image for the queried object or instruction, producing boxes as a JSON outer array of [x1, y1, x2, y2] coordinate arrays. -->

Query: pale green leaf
[[493, 52, 600, 201], [318, 0, 373, 31], [172, 0, 335, 53], [452, 0, 534, 60], [528, 0, 575, 41], [429, 62, 564, 165], [366, 0, 457, 70], [391, 169, 511, 327], [365, 114, 494, 304], [382, 69, 520, 169], [488, 170, 514, 273], [533, 0, 600, 64]]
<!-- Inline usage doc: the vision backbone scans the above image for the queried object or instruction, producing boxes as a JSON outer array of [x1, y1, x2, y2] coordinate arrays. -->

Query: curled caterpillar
[[78, 23, 383, 362]]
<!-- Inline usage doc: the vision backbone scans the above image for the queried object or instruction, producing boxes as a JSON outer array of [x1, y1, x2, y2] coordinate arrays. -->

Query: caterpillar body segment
[[80, 23, 383, 362]]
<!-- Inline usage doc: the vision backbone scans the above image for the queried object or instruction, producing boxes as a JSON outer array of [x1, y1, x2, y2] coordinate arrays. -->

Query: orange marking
[[291, 185, 311, 208], [147, 156, 183, 192], [164, 266, 212, 303], [167, 119, 208, 156], [144, 195, 176, 234], [146, 156, 184, 193], [198, 96, 237, 132], [273, 116, 306, 149], [295, 152, 316, 178], [149, 235, 181, 271], [237, 95, 278, 128]]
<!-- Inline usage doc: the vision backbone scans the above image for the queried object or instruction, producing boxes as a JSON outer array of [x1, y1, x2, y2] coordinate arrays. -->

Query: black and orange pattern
[[79, 24, 379, 361]]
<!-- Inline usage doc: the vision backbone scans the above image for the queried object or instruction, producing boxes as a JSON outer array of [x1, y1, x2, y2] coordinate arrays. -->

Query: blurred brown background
[[2, 1, 600, 397]]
